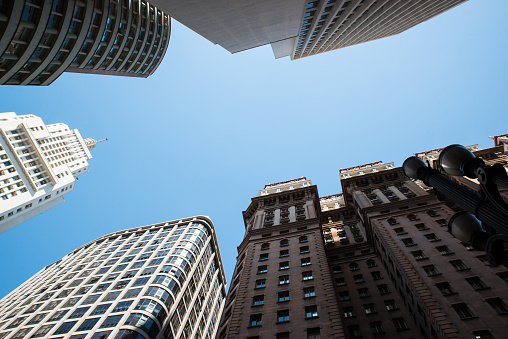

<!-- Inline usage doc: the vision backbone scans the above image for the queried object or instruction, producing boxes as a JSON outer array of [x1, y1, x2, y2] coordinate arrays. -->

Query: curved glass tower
[[0, 0, 171, 86], [0, 216, 227, 339]]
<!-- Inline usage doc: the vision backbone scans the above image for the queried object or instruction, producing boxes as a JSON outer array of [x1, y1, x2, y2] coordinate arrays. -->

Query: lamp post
[[402, 145, 508, 267]]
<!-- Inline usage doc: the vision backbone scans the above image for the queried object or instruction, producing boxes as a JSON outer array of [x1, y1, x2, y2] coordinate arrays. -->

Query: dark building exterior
[[0, 0, 170, 86], [218, 136, 508, 339], [152, 0, 467, 59]]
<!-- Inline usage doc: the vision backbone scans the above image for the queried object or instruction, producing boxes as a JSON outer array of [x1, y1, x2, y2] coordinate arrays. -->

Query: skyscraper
[[152, 0, 466, 59], [0, 0, 170, 85], [218, 136, 508, 339], [0, 216, 227, 339], [0, 112, 99, 234]]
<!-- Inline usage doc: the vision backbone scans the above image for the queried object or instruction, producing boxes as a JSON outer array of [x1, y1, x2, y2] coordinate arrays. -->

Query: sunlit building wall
[[0, 0, 170, 86], [0, 216, 227, 339], [0, 112, 99, 234]]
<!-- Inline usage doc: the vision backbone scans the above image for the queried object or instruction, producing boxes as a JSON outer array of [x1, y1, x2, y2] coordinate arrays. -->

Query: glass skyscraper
[[0, 216, 227, 339]]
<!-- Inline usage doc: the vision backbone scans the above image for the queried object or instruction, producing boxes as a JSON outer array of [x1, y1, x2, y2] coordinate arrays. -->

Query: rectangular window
[[304, 287, 315, 298], [336, 278, 346, 286], [402, 238, 415, 246], [436, 282, 455, 296], [279, 262, 289, 270], [486, 298, 508, 314], [259, 253, 269, 261], [252, 295, 264, 306], [307, 327, 321, 339], [280, 250, 289, 257], [348, 325, 361, 338], [278, 291, 290, 302], [91, 304, 111, 315], [377, 284, 390, 295], [339, 291, 350, 301], [423, 265, 440, 276], [411, 250, 427, 260], [301, 257, 311, 266], [279, 275, 289, 285], [353, 274, 364, 283], [343, 307, 354, 318], [370, 321, 384, 334], [452, 303, 475, 319], [305, 305, 318, 318], [371, 271, 382, 280], [300, 246, 310, 254], [100, 315, 123, 328], [255, 279, 266, 289], [466, 276, 488, 290], [364, 303, 377, 314], [437, 245, 453, 255], [257, 265, 268, 274], [450, 260, 469, 271], [250, 314, 262, 327], [358, 288, 370, 298], [385, 300, 398, 311], [425, 233, 439, 242], [277, 310, 290, 323], [393, 318, 409, 331], [302, 271, 313, 281]]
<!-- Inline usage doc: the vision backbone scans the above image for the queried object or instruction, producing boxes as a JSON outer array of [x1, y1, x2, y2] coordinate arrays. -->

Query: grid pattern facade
[[0, 216, 227, 339], [0, 0, 170, 86], [292, 0, 467, 59], [0, 112, 94, 234]]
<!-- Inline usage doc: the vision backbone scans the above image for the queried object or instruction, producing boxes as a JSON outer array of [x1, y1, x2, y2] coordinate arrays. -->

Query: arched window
[[427, 210, 439, 217], [280, 239, 289, 247], [387, 218, 398, 225], [366, 259, 377, 268], [261, 243, 270, 250], [299, 236, 308, 243], [407, 214, 418, 221], [333, 266, 342, 273], [349, 263, 359, 271]]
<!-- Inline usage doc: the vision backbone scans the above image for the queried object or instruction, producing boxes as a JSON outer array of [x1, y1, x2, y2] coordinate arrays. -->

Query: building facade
[[153, 0, 466, 59], [0, 112, 99, 234], [219, 136, 508, 339], [0, 216, 227, 339], [0, 0, 170, 85]]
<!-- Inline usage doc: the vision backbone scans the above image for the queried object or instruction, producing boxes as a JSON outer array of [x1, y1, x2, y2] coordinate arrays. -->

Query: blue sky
[[0, 0, 507, 298]]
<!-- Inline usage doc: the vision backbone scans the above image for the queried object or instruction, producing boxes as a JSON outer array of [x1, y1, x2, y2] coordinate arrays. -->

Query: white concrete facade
[[0, 112, 96, 234]]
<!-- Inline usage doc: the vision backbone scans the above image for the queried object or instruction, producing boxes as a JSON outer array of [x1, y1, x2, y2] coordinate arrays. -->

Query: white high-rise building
[[0, 112, 101, 234]]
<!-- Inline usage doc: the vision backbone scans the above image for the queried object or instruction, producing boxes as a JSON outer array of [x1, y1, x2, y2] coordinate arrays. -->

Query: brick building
[[218, 136, 508, 339]]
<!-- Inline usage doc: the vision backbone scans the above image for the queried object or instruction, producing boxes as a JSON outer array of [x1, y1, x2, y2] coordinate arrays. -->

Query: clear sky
[[0, 0, 507, 299]]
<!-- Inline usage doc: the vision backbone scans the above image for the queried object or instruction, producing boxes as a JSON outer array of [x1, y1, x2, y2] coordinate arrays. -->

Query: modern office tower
[[0, 216, 227, 339], [0, 0, 170, 85], [153, 0, 466, 59], [218, 178, 345, 339], [219, 137, 508, 339], [0, 112, 99, 234]]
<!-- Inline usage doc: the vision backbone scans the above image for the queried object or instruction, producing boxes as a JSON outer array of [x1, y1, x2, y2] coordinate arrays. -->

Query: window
[[113, 301, 132, 312], [339, 291, 350, 301], [69, 307, 90, 318], [452, 303, 476, 319], [257, 265, 268, 274], [336, 278, 346, 286], [304, 287, 315, 298], [450, 260, 469, 271], [394, 227, 406, 235], [423, 265, 440, 276], [371, 271, 382, 280], [437, 245, 453, 255], [300, 246, 310, 254], [412, 250, 427, 260], [364, 303, 377, 314], [436, 219, 448, 227], [77, 318, 100, 331], [277, 310, 290, 323], [103, 291, 120, 301], [301, 257, 311, 266], [473, 330, 495, 339], [348, 325, 361, 338], [305, 306, 318, 318], [333, 266, 342, 273], [277, 333, 290, 339], [280, 250, 289, 257], [259, 253, 269, 261], [100, 315, 123, 328], [250, 314, 262, 327], [358, 288, 370, 298], [353, 274, 364, 283], [252, 295, 264, 306], [387, 218, 398, 225], [279, 275, 289, 285], [255, 279, 266, 288], [278, 291, 289, 302], [486, 298, 508, 314], [402, 238, 415, 246], [91, 304, 111, 315], [302, 271, 313, 281], [436, 282, 456, 296], [280, 239, 289, 247], [415, 223, 428, 231], [385, 299, 398, 311], [31, 324, 54, 338], [425, 233, 439, 242], [279, 261, 289, 270], [466, 276, 488, 290], [370, 321, 385, 334], [349, 263, 359, 271], [366, 259, 377, 268], [55, 321, 77, 334], [83, 294, 101, 305], [261, 243, 270, 250], [497, 271, 508, 283], [299, 236, 308, 243], [407, 214, 419, 221], [343, 307, 354, 318], [377, 284, 390, 295], [393, 318, 409, 331]]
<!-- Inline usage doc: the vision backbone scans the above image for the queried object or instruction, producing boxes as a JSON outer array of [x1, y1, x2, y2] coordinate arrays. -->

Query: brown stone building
[[218, 136, 508, 339]]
